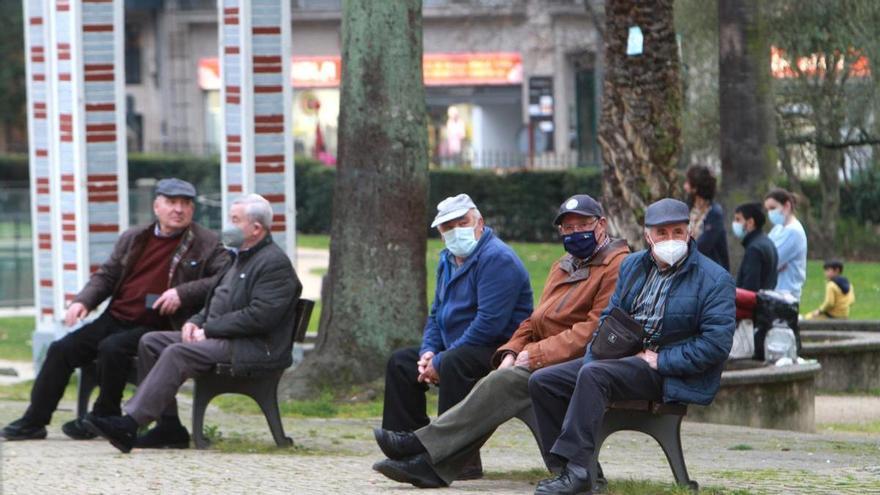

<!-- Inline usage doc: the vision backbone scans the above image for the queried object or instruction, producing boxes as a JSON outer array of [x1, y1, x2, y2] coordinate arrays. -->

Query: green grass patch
[[483, 470, 751, 494], [0, 317, 35, 361], [205, 432, 333, 456], [212, 385, 437, 419], [819, 421, 880, 435], [728, 444, 754, 451], [297, 234, 331, 250], [0, 378, 77, 402]]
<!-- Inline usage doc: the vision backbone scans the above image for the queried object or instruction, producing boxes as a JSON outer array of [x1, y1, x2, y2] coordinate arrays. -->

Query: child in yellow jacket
[[806, 260, 855, 319]]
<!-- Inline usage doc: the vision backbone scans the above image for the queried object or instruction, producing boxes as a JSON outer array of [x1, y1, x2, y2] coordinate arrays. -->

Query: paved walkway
[[293, 247, 327, 302], [1, 395, 879, 494]]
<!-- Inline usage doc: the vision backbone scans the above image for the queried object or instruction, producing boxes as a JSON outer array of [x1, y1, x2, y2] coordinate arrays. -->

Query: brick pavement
[[1, 397, 879, 494]]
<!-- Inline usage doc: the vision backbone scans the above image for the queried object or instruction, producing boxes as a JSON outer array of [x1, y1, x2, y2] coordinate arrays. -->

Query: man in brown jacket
[[372, 194, 629, 488], [0, 178, 230, 442]]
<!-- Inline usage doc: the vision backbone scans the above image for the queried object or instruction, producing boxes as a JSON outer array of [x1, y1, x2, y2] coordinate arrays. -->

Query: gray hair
[[470, 208, 482, 221], [232, 194, 273, 230]]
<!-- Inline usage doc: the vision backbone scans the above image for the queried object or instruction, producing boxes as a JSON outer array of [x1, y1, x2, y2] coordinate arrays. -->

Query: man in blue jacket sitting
[[381, 193, 533, 480], [528, 198, 735, 495]]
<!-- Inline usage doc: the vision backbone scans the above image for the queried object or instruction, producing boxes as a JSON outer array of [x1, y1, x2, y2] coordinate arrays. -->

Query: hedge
[[3, 153, 879, 245]]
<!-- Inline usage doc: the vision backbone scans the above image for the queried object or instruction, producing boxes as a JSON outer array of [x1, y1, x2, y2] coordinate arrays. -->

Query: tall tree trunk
[[281, 0, 428, 398], [598, 0, 683, 247], [718, 0, 775, 271]]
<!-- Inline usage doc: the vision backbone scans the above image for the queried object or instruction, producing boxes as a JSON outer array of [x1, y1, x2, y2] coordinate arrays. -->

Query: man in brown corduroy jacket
[[372, 194, 629, 488]]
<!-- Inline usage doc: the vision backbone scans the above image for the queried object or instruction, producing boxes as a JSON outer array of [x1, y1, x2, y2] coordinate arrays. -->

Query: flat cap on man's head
[[645, 198, 690, 227], [431, 193, 477, 228], [155, 178, 196, 199], [554, 194, 603, 225]]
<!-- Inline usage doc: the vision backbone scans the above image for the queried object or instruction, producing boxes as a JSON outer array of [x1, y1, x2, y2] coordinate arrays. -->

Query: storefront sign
[[198, 52, 523, 90]]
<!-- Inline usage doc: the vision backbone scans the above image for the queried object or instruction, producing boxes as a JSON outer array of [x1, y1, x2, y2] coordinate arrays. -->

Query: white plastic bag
[[729, 319, 755, 359]]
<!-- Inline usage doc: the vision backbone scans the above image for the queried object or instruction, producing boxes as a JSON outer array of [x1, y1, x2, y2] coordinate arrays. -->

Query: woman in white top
[[763, 188, 808, 300]]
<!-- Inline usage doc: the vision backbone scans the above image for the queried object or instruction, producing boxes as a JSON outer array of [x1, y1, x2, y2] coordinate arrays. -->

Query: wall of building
[[125, 0, 600, 166]]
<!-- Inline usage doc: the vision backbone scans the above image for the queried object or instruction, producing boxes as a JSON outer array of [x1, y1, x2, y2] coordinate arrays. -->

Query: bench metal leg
[[590, 410, 696, 492], [251, 377, 292, 447], [191, 382, 222, 449], [77, 363, 98, 419]]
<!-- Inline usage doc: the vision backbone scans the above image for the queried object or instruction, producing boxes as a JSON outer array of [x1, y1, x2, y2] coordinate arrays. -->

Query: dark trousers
[[528, 357, 664, 468], [124, 331, 230, 425], [25, 312, 154, 425], [382, 345, 495, 432]]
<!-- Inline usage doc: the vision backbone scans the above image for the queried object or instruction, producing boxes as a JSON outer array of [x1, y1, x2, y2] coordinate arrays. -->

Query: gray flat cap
[[155, 178, 196, 199], [645, 198, 690, 227], [554, 194, 603, 225], [431, 193, 476, 228]]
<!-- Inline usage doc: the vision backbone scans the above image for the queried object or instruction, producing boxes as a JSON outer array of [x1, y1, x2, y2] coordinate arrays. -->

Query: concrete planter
[[799, 320, 880, 332], [799, 330, 880, 392], [687, 360, 821, 432]]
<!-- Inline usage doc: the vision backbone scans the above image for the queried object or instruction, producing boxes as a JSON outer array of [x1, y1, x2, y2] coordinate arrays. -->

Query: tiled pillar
[[219, 0, 295, 259], [25, 0, 128, 366]]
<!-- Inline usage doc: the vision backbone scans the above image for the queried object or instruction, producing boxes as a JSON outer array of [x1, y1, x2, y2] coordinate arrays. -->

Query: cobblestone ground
[[2, 396, 879, 495]]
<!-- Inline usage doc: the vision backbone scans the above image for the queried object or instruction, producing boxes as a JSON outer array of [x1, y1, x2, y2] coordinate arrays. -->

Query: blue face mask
[[768, 209, 785, 226], [563, 231, 598, 259], [731, 221, 746, 239], [443, 226, 479, 258]]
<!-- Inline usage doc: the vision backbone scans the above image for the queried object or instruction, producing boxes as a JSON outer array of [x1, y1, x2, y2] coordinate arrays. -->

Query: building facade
[[126, 0, 602, 168]]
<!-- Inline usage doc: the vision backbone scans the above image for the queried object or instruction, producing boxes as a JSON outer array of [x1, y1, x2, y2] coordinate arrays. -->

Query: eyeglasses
[[557, 218, 599, 235]]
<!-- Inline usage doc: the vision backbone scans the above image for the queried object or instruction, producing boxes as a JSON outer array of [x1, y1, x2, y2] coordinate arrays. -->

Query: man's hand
[[498, 353, 516, 369], [636, 349, 659, 370], [64, 302, 89, 327], [418, 358, 440, 385], [181, 322, 200, 343], [514, 350, 530, 369], [417, 351, 435, 377], [153, 288, 182, 316], [192, 327, 206, 342]]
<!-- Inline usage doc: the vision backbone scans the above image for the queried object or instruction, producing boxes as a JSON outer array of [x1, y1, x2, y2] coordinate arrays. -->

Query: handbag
[[591, 307, 645, 360]]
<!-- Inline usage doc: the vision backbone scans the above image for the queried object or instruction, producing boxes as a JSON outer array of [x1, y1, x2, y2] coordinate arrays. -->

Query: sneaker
[[62, 418, 98, 440], [134, 420, 190, 449], [0, 417, 47, 441]]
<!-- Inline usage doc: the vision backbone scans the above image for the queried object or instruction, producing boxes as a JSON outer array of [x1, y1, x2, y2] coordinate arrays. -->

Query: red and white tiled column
[[219, 0, 295, 259], [25, 0, 128, 364]]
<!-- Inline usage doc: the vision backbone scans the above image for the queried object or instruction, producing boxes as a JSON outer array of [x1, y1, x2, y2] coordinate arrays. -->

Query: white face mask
[[649, 236, 689, 266], [442, 225, 479, 258]]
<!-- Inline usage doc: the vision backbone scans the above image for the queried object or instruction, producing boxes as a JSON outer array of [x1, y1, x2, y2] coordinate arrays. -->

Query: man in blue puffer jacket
[[529, 198, 735, 495], [381, 193, 533, 479]]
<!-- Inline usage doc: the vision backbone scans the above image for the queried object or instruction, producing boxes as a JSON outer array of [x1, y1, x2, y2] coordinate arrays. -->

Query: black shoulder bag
[[590, 268, 647, 360]]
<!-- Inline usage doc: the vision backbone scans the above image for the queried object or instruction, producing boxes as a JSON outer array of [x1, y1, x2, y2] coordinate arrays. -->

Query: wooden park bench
[[516, 399, 697, 492], [77, 298, 315, 449]]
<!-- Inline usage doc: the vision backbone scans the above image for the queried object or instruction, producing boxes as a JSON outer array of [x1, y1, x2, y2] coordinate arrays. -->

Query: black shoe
[[534, 466, 592, 495], [0, 417, 47, 441], [82, 414, 138, 454], [134, 420, 190, 449], [456, 453, 483, 480], [372, 454, 447, 489], [62, 418, 98, 440], [373, 428, 425, 460]]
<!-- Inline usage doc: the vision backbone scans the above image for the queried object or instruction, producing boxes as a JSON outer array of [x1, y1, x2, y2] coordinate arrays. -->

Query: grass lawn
[[0, 317, 37, 361]]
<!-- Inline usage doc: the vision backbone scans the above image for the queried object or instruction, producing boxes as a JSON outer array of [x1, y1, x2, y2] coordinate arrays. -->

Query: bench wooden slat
[[608, 400, 687, 416]]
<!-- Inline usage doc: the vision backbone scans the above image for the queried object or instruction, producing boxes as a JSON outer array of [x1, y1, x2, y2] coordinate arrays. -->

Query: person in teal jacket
[[381, 193, 533, 479], [529, 198, 735, 494]]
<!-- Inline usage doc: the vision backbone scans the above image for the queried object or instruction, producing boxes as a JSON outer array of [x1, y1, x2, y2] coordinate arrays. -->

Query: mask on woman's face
[[768, 208, 785, 226], [562, 230, 598, 259], [443, 225, 479, 258], [649, 235, 689, 266], [731, 221, 746, 239]]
